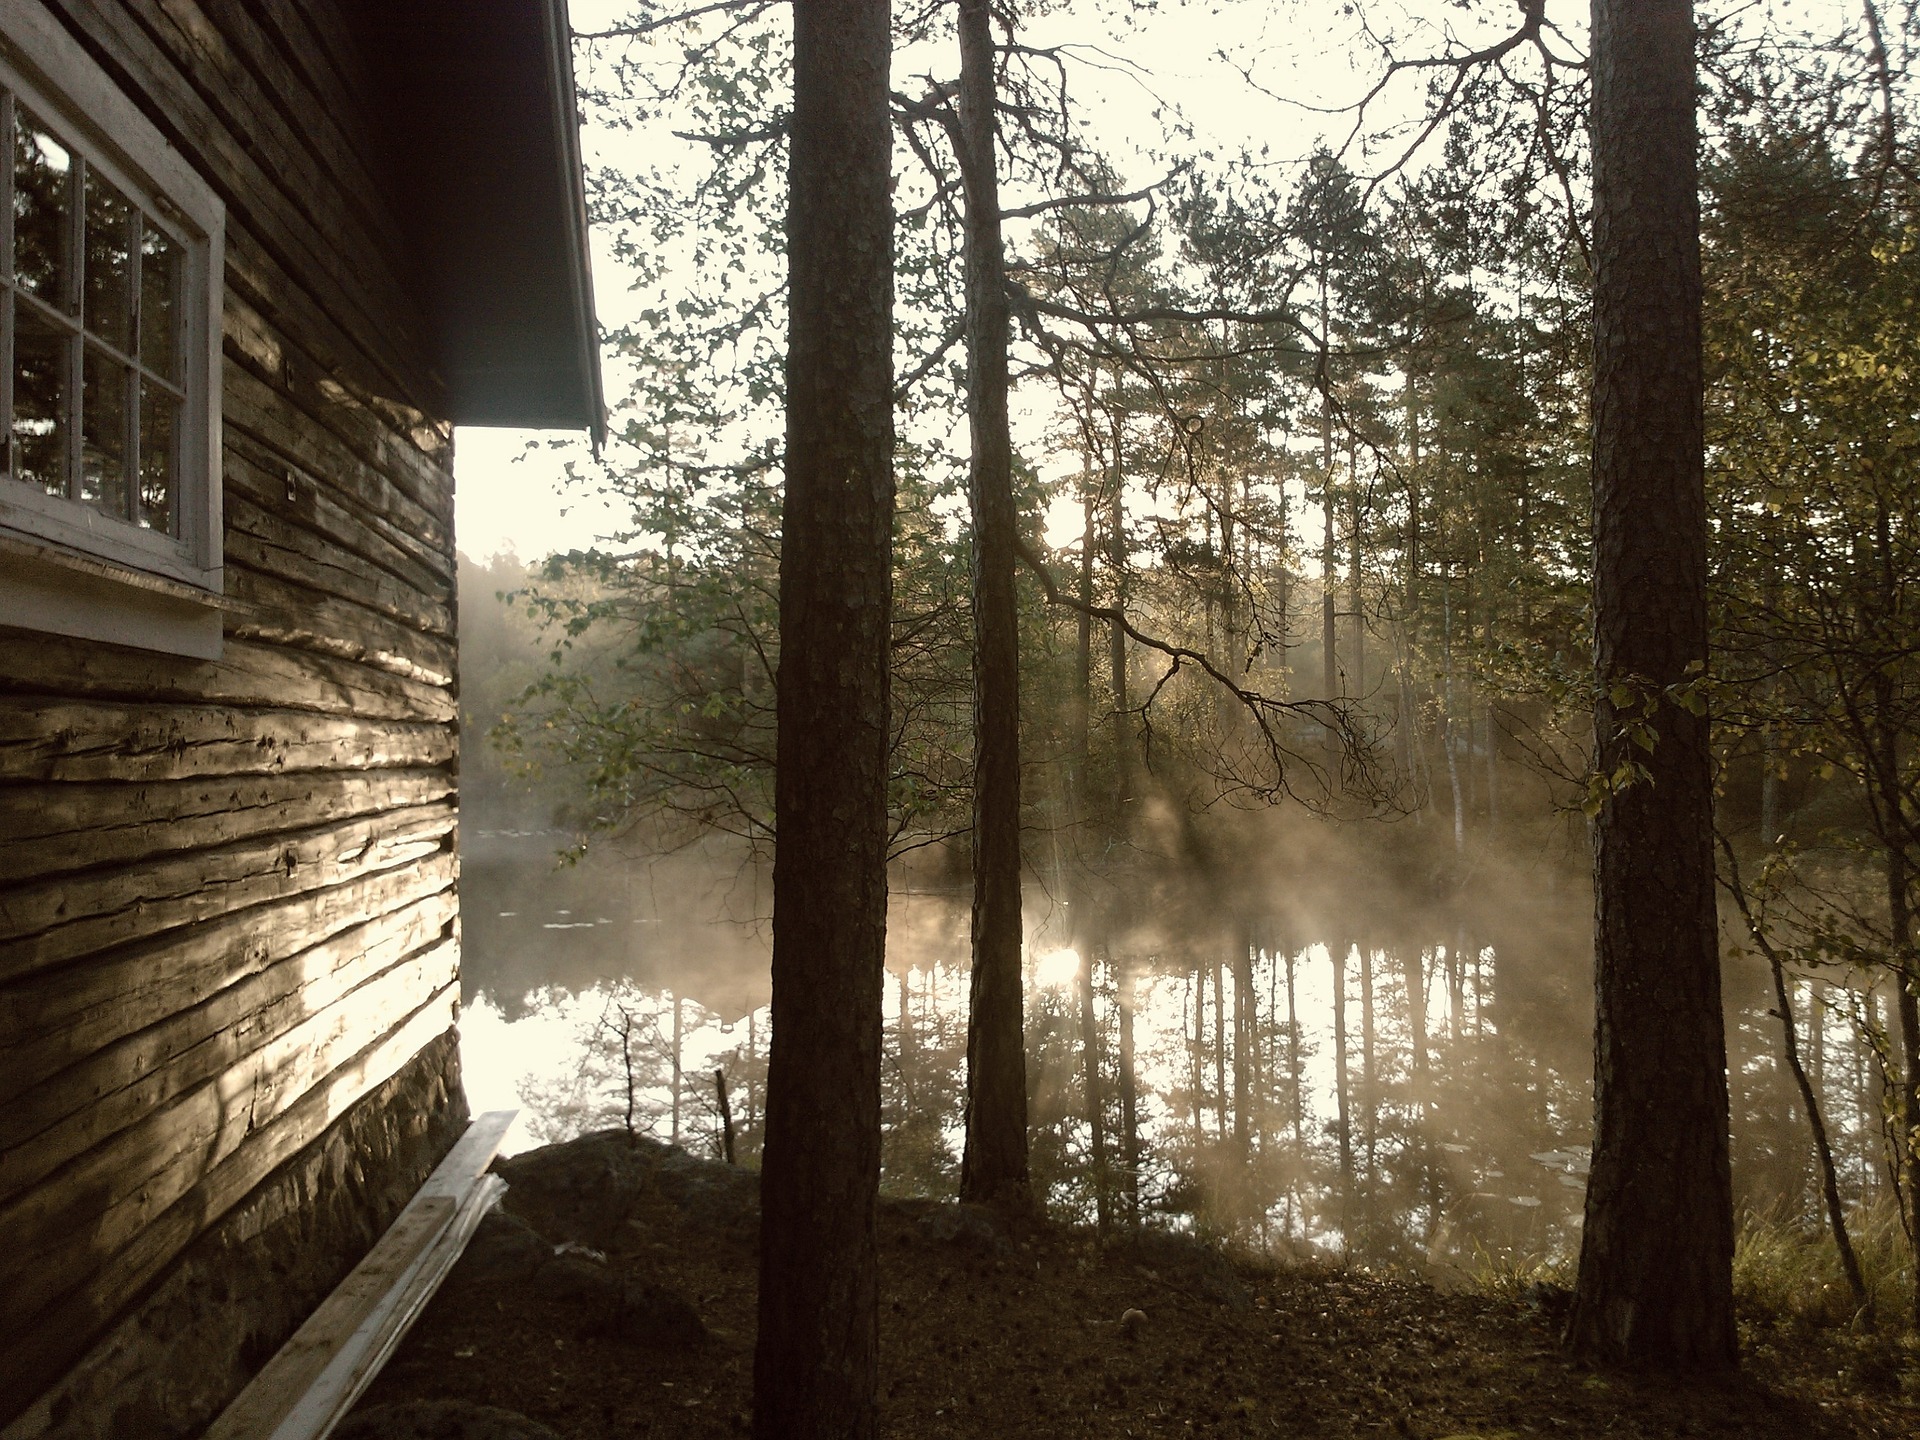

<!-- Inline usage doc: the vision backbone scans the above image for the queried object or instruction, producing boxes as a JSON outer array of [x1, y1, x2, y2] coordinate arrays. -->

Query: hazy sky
[[451, 0, 1837, 563], [453, 0, 1438, 562]]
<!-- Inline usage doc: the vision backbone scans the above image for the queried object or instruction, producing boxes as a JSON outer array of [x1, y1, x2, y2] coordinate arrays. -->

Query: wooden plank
[[0, 801, 455, 979], [241, 0, 385, 180], [0, 697, 454, 784], [0, 853, 456, 1096], [147, 0, 411, 267], [0, 631, 456, 725], [269, 1175, 506, 1440], [0, 960, 461, 1329], [0, 770, 454, 882], [220, 223, 451, 474], [206, 1112, 517, 1440], [0, 917, 456, 1199], [202, 1196, 458, 1440], [224, 564, 458, 689], [0, 996, 459, 1426], [224, 297, 456, 520]]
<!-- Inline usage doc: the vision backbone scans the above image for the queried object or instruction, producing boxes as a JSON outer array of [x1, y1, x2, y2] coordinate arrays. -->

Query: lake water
[[455, 826, 1867, 1277]]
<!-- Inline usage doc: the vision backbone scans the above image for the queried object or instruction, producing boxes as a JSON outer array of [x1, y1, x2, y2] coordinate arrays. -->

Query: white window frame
[[0, 2, 223, 659]]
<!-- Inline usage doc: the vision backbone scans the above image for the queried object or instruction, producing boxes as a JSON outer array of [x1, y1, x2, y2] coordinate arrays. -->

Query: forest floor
[[339, 1132, 1920, 1440]]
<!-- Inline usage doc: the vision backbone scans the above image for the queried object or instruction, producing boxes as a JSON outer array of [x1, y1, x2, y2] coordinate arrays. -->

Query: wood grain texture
[[0, 853, 457, 1099], [0, 910, 455, 1200], [0, 2, 467, 1416], [0, 1001, 460, 1398], [0, 801, 454, 979], [0, 770, 453, 881]]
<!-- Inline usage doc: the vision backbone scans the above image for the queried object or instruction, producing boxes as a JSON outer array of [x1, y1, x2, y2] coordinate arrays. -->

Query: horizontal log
[[0, 630, 456, 725], [0, 851, 456, 1098], [0, 913, 455, 1201], [224, 563, 456, 689], [225, 362, 451, 562], [146, 0, 410, 268], [0, 696, 453, 785], [0, 770, 453, 883], [0, 802, 455, 980], [0, 951, 458, 1328], [245, 0, 384, 183], [220, 224, 451, 475], [224, 434, 451, 607], [221, 296, 455, 520], [0, 995, 458, 1401], [224, 492, 451, 640]]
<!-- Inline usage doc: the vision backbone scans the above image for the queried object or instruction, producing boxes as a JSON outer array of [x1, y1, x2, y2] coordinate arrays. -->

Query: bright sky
[[452, 0, 1843, 563], [454, 0, 1395, 562]]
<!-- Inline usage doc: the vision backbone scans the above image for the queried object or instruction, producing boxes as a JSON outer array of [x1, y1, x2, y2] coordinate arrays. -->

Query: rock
[[493, 1131, 758, 1248], [914, 1203, 1009, 1255], [334, 1399, 562, 1440], [615, 1277, 708, 1349], [439, 1204, 705, 1348], [448, 1212, 550, 1291]]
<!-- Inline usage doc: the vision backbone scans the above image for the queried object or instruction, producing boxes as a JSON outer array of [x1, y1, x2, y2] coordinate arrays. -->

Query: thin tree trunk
[[1213, 954, 1229, 1144], [1234, 931, 1253, 1162], [1721, 840, 1869, 1315], [956, 0, 1029, 1207], [1285, 941, 1303, 1149], [1569, 0, 1736, 1370], [1081, 944, 1110, 1229], [672, 992, 684, 1147], [754, 3, 893, 1429], [1118, 949, 1140, 1223], [1332, 940, 1353, 1246], [1888, 844, 1920, 1326]]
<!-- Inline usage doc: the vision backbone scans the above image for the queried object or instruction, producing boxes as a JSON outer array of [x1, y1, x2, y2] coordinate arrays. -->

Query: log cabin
[[0, 2, 601, 1432]]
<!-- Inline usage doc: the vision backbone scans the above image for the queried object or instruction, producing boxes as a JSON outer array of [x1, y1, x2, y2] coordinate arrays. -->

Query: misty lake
[[455, 820, 1868, 1277]]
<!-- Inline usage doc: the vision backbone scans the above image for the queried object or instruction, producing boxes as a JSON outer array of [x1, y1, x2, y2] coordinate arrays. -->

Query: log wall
[[0, 1, 463, 1423]]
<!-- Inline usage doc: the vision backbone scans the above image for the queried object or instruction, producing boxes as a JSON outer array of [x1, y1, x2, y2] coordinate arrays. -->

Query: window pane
[[12, 300, 68, 496], [80, 342, 127, 519], [140, 221, 179, 378], [13, 108, 72, 309], [138, 377, 177, 534], [84, 168, 134, 353]]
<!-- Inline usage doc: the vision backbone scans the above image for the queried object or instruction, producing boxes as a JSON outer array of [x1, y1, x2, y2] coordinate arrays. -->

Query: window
[[0, 3, 222, 658]]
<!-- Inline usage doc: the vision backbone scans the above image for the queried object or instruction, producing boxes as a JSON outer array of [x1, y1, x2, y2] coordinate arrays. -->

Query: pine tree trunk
[[956, 0, 1030, 1207], [1567, 0, 1737, 1371], [753, 3, 894, 1430]]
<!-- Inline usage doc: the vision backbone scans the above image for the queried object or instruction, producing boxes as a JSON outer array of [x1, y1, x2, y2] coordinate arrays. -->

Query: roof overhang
[[356, 0, 605, 448]]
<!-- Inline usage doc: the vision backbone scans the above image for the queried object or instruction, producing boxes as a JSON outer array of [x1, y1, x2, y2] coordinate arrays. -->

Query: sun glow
[[1033, 947, 1082, 990]]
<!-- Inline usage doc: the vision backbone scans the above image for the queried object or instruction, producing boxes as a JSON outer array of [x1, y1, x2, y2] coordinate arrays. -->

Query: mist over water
[[454, 797, 1853, 1279]]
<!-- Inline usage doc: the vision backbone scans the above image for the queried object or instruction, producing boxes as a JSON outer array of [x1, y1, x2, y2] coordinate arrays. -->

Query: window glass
[[140, 221, 178, 378], [80, 341, 127, 519], [84, 167, 133, 353], [12, 298, 67, 496], [13, 108, 71, 309], [137, 377, 176, 533]]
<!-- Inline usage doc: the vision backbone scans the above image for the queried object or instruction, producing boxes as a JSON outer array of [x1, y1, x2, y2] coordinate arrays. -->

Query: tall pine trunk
[[754, 4, 894, 1431], [1567, 0, 1736, 1371], [956, 0, 1030, 1207]]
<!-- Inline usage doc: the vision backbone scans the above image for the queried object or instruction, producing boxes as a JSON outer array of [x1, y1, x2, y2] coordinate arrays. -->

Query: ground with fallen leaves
[[345, 1132, 1920, 1438]]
